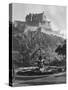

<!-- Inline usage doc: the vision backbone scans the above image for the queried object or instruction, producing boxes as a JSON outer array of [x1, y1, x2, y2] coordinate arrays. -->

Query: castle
[[25, 12, 51, 30], [14, 12, 51, 31], [26, 12, 44, 25]]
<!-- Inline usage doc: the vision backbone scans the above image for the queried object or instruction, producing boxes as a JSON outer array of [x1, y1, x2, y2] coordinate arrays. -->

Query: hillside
[[10, 21, 65, 67], [12, 22, 64, 51]]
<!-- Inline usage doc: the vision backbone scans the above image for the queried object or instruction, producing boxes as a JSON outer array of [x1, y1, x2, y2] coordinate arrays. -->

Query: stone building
[[25, 12, 51, 29]]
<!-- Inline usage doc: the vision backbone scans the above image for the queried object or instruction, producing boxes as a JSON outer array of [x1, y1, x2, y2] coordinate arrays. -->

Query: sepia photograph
[[9, 3, 66, 86]]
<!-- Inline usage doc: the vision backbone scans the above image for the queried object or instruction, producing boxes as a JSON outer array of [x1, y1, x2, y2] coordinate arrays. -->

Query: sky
[[12, 3, 66, 38]]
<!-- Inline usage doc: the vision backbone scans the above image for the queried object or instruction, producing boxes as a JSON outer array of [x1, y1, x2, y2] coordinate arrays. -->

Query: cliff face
[[12, 21, 65, 66]]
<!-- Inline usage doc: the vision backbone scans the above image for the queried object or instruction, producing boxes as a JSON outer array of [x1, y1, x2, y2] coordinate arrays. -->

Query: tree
[[55, 40, 66, 56], [55, 40, 66, 69]]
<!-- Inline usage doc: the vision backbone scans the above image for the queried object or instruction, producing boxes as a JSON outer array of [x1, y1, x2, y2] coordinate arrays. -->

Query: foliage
[[55, 40, 66, 55]]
